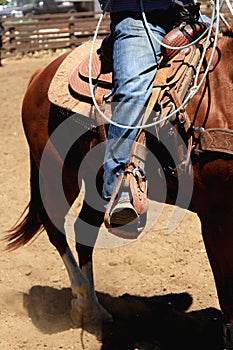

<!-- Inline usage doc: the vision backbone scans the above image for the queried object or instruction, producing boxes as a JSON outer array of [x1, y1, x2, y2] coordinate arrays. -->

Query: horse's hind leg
[[43, 219, 90, 305], [40, 148, 106, 328], [44, 170, 112, 326], [72, 173, 113, 325], [43, 201, 110, 328]]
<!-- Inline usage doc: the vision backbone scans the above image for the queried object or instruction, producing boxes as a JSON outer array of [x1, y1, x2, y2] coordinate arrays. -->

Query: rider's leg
[[103, 15, 165, 200], [102, 14, 166, 227]]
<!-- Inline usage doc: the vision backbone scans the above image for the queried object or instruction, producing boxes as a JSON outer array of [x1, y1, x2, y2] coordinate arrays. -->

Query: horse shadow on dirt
[[23, 286, 224, 350]]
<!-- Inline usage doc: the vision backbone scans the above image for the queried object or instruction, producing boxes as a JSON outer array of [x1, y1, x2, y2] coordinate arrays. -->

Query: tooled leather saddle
[[61, 20, 233, 163], [68, 21, 211, 177], [69, 22, 208, 106], [69, 21, 231, 169], [67, 22, 211, 231]]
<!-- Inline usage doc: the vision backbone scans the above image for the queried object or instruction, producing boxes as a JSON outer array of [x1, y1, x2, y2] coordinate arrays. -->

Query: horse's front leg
[[200, 212, 233, 349], [71, 194, 113, 326]]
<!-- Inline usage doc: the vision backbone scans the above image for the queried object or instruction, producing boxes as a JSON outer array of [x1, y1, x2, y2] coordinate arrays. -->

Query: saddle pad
[[48, 39, 112, 119]]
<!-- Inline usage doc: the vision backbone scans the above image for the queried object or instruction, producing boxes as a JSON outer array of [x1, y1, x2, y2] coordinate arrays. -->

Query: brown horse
[[4, 25, 233, 344]]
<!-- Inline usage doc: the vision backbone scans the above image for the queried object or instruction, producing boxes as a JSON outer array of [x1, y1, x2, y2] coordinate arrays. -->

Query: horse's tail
[[4, 153, 44, 250]]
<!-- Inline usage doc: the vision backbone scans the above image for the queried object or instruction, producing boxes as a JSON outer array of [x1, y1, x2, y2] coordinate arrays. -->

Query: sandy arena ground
[[0, 52, 224, 350]]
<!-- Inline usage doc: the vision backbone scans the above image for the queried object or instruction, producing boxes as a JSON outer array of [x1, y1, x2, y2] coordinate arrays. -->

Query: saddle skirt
[[69, 50, 112, 105]]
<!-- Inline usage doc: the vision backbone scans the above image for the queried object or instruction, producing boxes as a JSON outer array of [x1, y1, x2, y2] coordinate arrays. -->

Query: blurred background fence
[[0, 11, 110, 60], [0, 3, 232, 61]]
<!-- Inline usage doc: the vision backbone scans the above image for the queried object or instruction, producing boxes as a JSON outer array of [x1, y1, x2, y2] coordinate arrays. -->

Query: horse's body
[[5, 27, 233, 336]]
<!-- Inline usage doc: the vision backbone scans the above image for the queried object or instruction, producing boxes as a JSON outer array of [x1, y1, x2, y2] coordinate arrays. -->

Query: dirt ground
[[0, 52, 224, 350]]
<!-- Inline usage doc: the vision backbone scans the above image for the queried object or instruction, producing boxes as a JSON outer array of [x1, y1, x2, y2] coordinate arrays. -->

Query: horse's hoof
[[70, 298, 113, 328], [97, 303, 114, 324], [224, 323, 233, 350]]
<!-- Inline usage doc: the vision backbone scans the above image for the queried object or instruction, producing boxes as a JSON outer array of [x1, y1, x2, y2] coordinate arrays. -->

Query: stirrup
[[104, 163, 148, 239], [107, 200, 143, 239], [109, 200, 139, 227]]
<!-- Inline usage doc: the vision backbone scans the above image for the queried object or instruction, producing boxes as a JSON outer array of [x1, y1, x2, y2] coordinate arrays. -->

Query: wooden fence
[[0, 5, 232, 61], [0, 11, 110, 59]]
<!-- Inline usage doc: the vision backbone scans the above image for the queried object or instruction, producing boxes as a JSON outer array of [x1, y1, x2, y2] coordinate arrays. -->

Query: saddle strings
[[88, 0, 220, 130]]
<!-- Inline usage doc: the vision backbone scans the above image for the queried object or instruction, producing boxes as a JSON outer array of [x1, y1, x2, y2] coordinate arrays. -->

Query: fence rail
[[0, 11, 110, 59], [0, 6, 232, 61]]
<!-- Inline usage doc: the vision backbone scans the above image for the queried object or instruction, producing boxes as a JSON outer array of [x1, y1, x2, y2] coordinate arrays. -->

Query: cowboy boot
[[104, 130, 148, 239]]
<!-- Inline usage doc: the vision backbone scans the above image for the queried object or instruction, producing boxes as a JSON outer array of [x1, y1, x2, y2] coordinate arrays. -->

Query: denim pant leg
[[102, 17, 165, 200]]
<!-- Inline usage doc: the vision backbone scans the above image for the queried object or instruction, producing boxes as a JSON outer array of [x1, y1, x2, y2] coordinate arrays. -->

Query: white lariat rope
[[209, 0, 230, 26], [89, 0, 221, 130], [225, 0, 233, 16]]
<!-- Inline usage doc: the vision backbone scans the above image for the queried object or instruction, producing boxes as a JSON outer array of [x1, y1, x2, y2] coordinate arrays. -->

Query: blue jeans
[[102, 15, 166, 200]]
